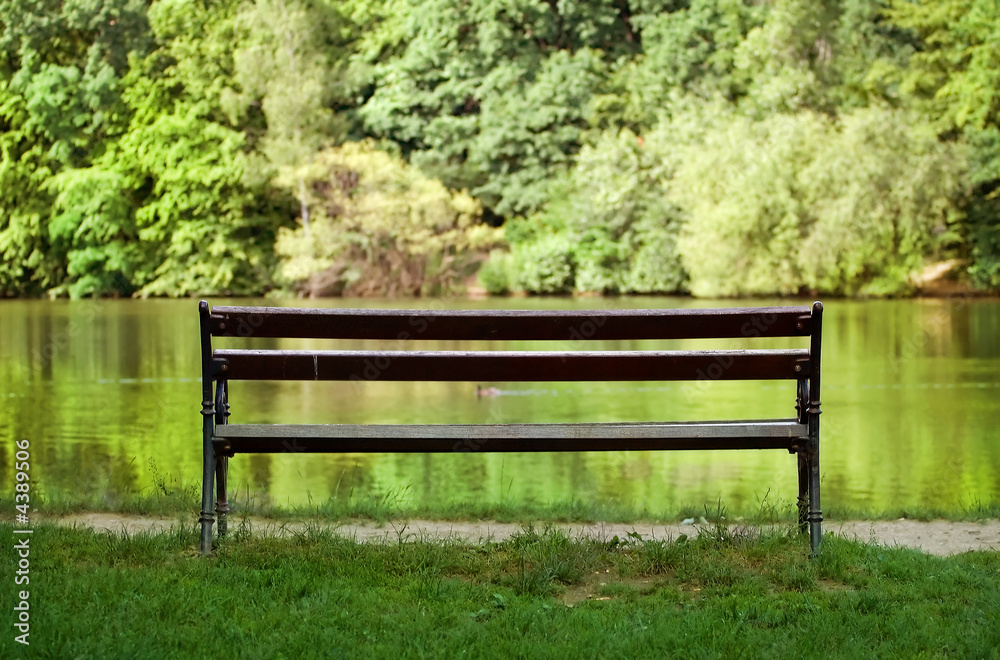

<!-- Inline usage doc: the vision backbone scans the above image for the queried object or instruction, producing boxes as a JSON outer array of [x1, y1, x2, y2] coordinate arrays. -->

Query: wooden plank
[[214, 349, 810, 382], [213, 420, 809, 453], [208, 305, 813, 341]]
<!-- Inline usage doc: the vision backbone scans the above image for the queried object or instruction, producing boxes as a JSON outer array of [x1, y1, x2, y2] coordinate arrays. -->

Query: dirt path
[[49, 514, 1000, 556]]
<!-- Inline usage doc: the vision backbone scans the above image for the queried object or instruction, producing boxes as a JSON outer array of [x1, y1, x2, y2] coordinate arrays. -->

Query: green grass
[[3, 522, 999, 659]]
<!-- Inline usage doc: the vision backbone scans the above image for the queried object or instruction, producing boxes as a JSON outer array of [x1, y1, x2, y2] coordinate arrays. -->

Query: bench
[[198, 301, 824, 555]]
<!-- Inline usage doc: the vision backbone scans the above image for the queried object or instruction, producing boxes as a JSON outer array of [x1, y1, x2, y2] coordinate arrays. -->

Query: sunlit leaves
[[671, 106, 965, 297], [275, 140, 500, 296]]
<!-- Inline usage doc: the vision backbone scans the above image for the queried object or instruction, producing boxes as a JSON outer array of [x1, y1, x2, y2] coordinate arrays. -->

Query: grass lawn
[[3, 521, 999, 659]]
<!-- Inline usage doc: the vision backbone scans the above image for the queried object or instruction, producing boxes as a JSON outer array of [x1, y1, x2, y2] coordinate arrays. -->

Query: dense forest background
[[1, 0, 998, 298]]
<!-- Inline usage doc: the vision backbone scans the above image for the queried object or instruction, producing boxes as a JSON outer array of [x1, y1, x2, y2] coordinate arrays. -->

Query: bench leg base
[[795, 446, 822, 556], [199, 512, 214, 556], [806, 444, 822, 557]]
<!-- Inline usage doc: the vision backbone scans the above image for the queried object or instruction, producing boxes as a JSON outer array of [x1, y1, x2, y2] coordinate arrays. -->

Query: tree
[[888, 0, 1000, 288], [121, 0, 291, 296], [232, 0, 351, 234], [356, 0, 642, 216], [274, 140, 500, 296], [501, 127, 687, 294], [0, 0, 152, 296], [670, 105, 964, 296]]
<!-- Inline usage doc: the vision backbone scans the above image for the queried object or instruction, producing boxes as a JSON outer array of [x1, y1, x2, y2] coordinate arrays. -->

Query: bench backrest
[[200, 303, 822, 391]]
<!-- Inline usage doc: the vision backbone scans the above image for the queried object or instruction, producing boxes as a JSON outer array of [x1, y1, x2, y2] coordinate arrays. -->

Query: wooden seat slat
[[213, 420, 808, 454]]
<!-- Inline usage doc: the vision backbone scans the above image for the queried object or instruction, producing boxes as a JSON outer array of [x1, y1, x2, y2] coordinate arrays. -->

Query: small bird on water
[[476, 385, 501, 397]]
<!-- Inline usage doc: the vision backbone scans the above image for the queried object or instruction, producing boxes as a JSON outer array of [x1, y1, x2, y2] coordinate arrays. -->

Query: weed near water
[[3, 521, 999, 659]]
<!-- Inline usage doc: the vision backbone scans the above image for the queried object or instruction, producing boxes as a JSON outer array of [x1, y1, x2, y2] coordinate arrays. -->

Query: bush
[[623, 226, 688, 294], [511, 235, 575, 294], [478, 250, 513, 295], [573, 230, 623, 294], [274, 141, 501, 296], [503, 128, 688, 295]]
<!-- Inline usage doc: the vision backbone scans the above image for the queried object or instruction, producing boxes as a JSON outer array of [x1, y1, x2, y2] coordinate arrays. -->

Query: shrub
[[511, 234, 575, 294], [274, 141, 501, 296], [478, 250, 513, 295], [504, 127, 688, 295]]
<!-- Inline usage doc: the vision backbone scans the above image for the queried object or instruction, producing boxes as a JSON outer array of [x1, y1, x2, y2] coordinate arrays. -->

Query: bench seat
[[213, 419, 808, 453]]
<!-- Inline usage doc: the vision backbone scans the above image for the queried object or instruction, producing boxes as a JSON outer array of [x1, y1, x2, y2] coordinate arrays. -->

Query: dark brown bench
[[198, 301, 824, 555]]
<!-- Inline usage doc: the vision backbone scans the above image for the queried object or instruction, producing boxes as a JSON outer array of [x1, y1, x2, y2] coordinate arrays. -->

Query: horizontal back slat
[[215, 349, 809, 382], [209, 305, 813, 340]]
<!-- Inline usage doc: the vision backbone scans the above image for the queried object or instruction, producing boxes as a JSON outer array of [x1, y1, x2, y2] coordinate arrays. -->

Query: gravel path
[[49, 514, 1000, 556]]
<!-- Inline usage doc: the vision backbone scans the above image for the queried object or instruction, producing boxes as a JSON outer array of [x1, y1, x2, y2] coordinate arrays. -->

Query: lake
[[1, 296, 998, 516]]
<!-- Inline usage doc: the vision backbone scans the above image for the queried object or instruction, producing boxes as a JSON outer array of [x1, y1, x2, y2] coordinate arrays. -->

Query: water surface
[[1, 297, 998, 515]]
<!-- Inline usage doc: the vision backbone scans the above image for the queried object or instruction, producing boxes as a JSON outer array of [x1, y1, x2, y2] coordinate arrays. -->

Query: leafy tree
[[615, 0, 761, 127], [356, 0, 643, 216], [232, 0, 355, 233], [888, 0, 1000, 288], [671, 104, 964, 296], [121, 0, 290, 296], [0, 0, 152, 296], [275, 140, 501, 296], [832, 0, 918, 109], [889, 0, 1000, 131], [501, 127, 686, 294]]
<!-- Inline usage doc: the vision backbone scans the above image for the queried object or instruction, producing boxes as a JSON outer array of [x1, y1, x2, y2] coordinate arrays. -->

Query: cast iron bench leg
[[216, 456, 229, 538], [199, 442, 215, 555], [200, 399, 215, 556], [808, 441, 822, 556], [797, 451, 809, 535]]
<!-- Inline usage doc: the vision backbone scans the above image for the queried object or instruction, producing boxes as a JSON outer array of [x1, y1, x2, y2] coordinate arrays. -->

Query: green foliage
[[887, 0, 1000, 290], [505, 128, 687, 295], [733, 0, 838, 116], [0, 0, 996, 297], [231, 0, 355, 233], [510, 233, 576, 295], [275, 140, 501, 296], [889, 0, 1000, 133], [478, 249, 514, 295], [671, 105, 965, 297], [122, 0, 288, 297], [356, 0, 641, 215], [0, 0, 151, 296], [45, 165, 136, 297]]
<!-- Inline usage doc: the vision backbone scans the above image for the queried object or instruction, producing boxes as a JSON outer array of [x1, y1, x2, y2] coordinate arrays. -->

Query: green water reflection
[[1, 297, 998, 514]]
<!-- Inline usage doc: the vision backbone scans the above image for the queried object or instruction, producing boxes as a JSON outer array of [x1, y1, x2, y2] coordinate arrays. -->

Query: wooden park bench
[[198, 301, 824, 555]]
